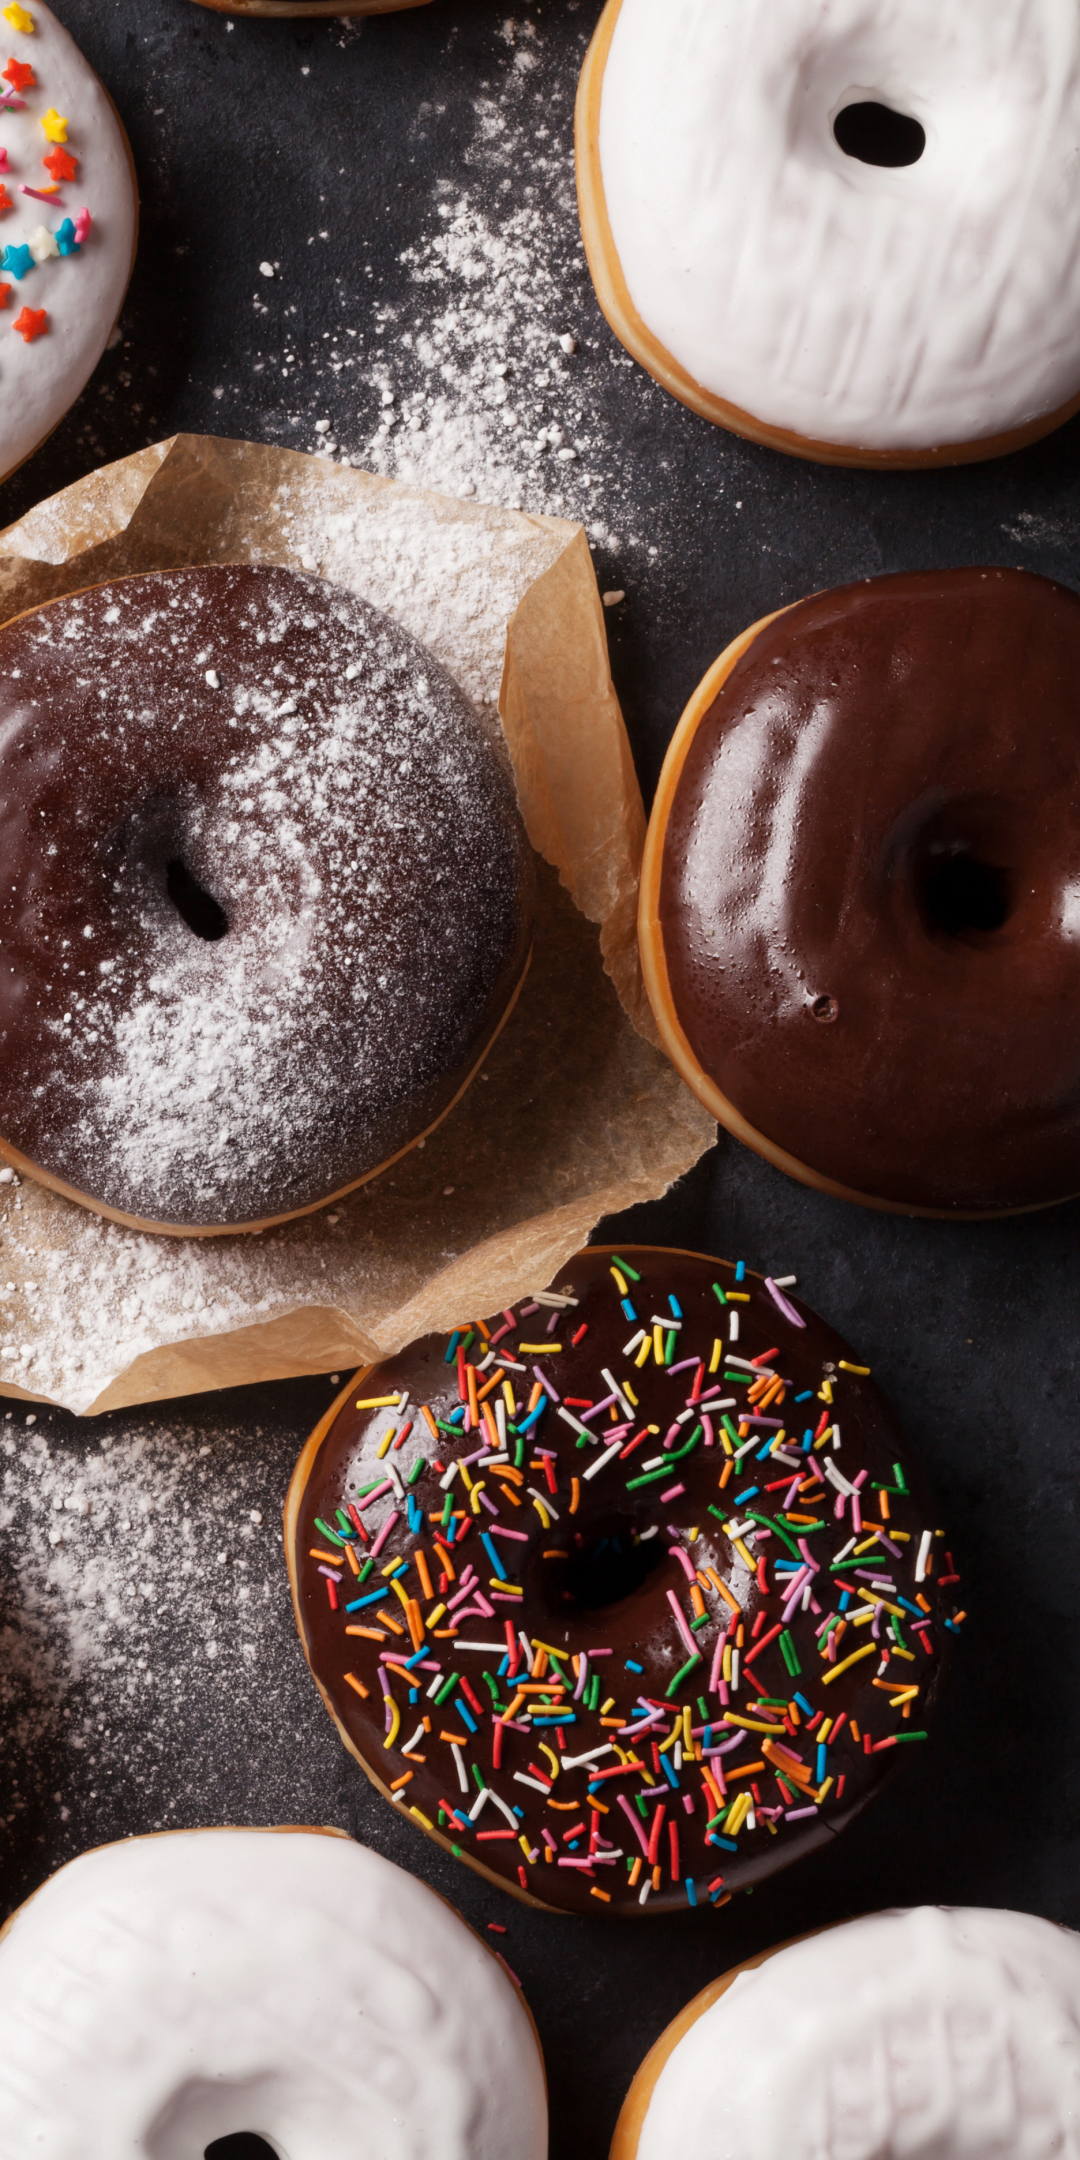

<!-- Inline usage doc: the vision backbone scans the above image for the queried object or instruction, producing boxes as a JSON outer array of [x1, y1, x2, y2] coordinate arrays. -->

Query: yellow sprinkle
[[2, 3, 34, 28], [490, 1579, 523, 1596], [624, 1379, 639, 1407], [726, 1291, 750, 1303], [733, 1537, 756, 1570], [376, 1428, 395, 1459], [538, 1742, 559, 1778], [357, 1393, 400, 1409], [814, 1775, 834, 1804], [838, 1361, 871, 1375], [891, 1645, 916, 1662], [813, 1425, 834, 1451], [819, 1379, 834, 1404], [502, 1381, 516, 1417], [821, 1643, 877, 1686], [470, 1482, 486, 1516], [635, 1335, 652, 1368], [532, 1495, 551, 1529], [722, 1711, 785, 1734], [391, 1578, 411, 1609], [383, 1699, 401, 1749], [611, 1266, 629, 1294], [600, 1696, 615, 1716], [426, 1602, 447, 1628], [518, 1833, 532, 1860], [409, 1806, 435, 1830], [519, 1342, 560, 1353], [653, 1323, 665, 1362]]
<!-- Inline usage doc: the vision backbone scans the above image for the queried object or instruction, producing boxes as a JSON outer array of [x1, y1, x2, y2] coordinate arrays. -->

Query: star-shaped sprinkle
[[43, 145, 75, 181], [73, 205, 90, 245], [26, 222, 55, 263], [55, 214, 79, 255], [0, 184, 11, 214], [13, 302, 46, 339], [40, 107, 66, 143], [1, 240, 29, 277], [1, 5, 34, 31], [0, 281, 12, 310], [2, 57, 32, 89]]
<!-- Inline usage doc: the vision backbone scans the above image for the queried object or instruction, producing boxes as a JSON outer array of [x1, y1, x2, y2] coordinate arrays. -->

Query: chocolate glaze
[[0, 566, 532, 1227], [659, 568, 1080, 1212], [290, 1246, 955, 1916]]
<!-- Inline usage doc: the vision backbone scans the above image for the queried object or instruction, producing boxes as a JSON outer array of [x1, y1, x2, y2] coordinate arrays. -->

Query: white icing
[[0, 1828, 547, 2160], [598, 0, 1080, 451], [638, 1907, 1080, 2160], [0, 2, 135, 481]]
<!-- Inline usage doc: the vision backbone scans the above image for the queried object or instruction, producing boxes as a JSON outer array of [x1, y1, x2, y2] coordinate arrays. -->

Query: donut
[[0, 1825, 547, 2157], [285, 1244, 960, 1916], [576, 0, 1080, 467], [0, 564, 533, 1234], [0, 3, 136, 484], [639, 566, 1080, 1218], [613, 1907, 1080, 2160]]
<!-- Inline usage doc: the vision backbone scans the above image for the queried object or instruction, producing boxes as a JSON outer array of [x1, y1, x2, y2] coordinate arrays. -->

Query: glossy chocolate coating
[[291, 1246, 954, 1915], [659, 568, 1080, 1212], [0, 566, 532, 1227]]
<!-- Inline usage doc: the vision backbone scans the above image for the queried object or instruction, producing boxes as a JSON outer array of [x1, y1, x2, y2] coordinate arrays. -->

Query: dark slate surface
[[2, 4, 1079, 2157]]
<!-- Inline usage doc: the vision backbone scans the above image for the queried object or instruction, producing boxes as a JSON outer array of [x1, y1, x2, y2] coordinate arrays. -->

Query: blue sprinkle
[[1, 243, 32, 280], [454, 1697, 478, 1733], [625, 1658, 644, 1673], [736, 1485, 759, 1503], [481, 1531, 508, 1579], [794, 1389, 813, 1403], [703, 1725, 713, 1749], [896, 1596, 924, 1617], [518, 1400, 546, 1434], [839, 1591, 851, 1613], [513, 1805, 524, 1818], [685, 1878, 698, 1908], [621, 1298, 638, 1323], [659, 1753, 680, 1790], [735, 1261, 746, 1283], [404, 1644, 428, 1669], [816, 1744, 827, 1784], [794, 1692, 814, 1717], [444, 1331, 460, 1363], [409, 1687, 418, 1703], [345, 1587, 389, 1612], [532, 1714, 574, 1726], [55, 217, 80, 257], [708, 1833, 739, 1852], [448, 1403, 466, 1425], [775, 1560, 802, 1574], [567, 1839, 580, 1851], [756, 1439, 774, 1460], [802, 1431, 814, 1452], [668, 1294, 683, 1319], [497, 1653, 509, 1677]]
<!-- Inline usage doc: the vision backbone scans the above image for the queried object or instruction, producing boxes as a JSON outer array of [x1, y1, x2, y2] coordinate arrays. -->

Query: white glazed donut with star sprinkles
[[0, 2, 136, 484]]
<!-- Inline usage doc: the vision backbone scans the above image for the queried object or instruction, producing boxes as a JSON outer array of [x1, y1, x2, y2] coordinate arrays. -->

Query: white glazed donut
[[576, 0, 1080, 467], [612, 1907, 1080, 2160], [0, 1, 136, 485], [0, 1826, 547, 2160]]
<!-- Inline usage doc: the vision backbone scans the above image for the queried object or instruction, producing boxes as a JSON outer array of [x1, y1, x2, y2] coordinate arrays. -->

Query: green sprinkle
[[514, 1433, 525, 1470], [722, 1416, 740, 1447], [697, 1697, 708, 1720], [355, 1479, 385, 1498], [482, 1671, 502, 1704], [434, 1672, 461, 1706], [612, 1255, 641, 1281], [665, 1329, 677, 1365], [690, 1613, 711, 1632], [723, 1371, 751, 1386], [634, 1793, 648, 1820], [892, 1461, 909, 1493], [471, 1762, 485, 1790], [335, 1508, 354, 1534], [745, 1509, 801, 1560], [407, 1456, 426, 1487], [440, 1494, 453, 1529], [711, 1282, 728, 1306], [314, 1517, 347, 1547], [665, 1652, 703, 1699], [893, 1731, 929, 1743], [357, 1558, 374, 1584], [779, 1629, 801, 1676], [451, 1843, 463, 1857], [708, 1505, 728, 1523]]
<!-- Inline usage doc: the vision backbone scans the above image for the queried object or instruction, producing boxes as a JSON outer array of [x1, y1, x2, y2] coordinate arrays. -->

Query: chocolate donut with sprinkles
[[285, 1246, 961, 1915]]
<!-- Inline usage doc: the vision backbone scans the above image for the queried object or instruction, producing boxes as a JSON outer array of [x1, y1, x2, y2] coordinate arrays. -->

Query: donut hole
[[833, 102, 926, 169], [204, 2140, 280, 2159], [549, 1515, 668, 1613], [166, 856, 229, 942], [921, 850, 1011, 940]]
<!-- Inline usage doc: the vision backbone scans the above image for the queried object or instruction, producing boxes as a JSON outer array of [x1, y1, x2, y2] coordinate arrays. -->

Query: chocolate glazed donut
[[285, 1246, 958, 1916], [0, 566, 533, 1233], [640, 568, 1080, 1216]]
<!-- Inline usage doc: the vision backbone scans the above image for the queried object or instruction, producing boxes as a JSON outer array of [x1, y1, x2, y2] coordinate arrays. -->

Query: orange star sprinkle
[[0, 185, 10, 214], [2, 56, 33, 88], [43, 144, 75, 181], [12, 302, 45, 339], [0, 282, 11, 310]]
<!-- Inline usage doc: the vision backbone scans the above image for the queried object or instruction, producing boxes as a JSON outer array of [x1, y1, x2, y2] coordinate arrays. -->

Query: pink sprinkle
[[74, 207, 91, 245], [20, 184, 60, 203], [519, 1302, 539, 1316], [668, 1544, 697, 1583], [0, 151, 8, 171], [355, 1480, 393, 1511], [785, 1806, 818, 1821], [666, 1588, 697, 1657], [490, 1523, 529, 1542], [708, 1633, 726, 1692], [765, 1278, 805, 1328], [660, 1483, 686, 1503], [618, 1792, 650, 1854], [369, 1509, 400, 1558], [701, 1415, 714, 1449]]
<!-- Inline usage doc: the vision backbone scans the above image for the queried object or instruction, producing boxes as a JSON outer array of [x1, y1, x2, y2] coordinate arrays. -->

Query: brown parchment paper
[[0, 435, 714, 1416]]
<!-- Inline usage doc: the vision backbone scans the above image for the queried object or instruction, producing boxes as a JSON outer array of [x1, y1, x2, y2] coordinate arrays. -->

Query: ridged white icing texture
[[598, 0, 1080, 451], [638, 1907, 1080, 2160], [0, 2, 135, 480], [0, 1828, 547, 2160]]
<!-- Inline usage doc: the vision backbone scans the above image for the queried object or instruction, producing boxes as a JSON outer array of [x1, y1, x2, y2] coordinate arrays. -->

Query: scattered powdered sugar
[[0, 1393, 347, 1886], [10, 566, 528, 1227]]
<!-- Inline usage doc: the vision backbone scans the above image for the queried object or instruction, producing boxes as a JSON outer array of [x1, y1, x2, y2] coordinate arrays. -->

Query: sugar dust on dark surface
[[1, 5, 1080, 2158]]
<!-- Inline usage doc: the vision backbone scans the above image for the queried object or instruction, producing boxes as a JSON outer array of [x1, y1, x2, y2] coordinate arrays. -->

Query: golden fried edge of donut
[[609, 1924, 831, 2160], [576, 0, 1080, 472], [637, 610, 1080, 1223], [0, 76, 140, 490], [0, 565, 533, 1237], [0, 1823, 547, 2096]]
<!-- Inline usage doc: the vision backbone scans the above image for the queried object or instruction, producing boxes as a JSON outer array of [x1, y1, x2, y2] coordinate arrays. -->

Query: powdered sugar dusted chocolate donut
[[577, 0, 1080, 465], [285, 1246, 958, 1916], [613, 1907, 1080, 2160], [0, 3, 136, 483], [0, 565, 533, 1232], [0, 1826, 547, 2158]]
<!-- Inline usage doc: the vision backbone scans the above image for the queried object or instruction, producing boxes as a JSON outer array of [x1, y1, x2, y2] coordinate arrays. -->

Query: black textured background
[[2, 5, 1079, 2157]]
